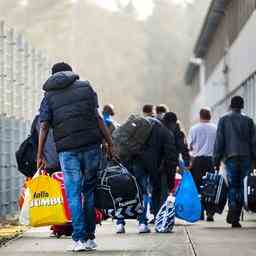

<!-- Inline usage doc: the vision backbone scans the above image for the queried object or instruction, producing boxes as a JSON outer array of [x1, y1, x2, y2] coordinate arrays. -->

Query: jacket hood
[[43, 71, 79, 91]]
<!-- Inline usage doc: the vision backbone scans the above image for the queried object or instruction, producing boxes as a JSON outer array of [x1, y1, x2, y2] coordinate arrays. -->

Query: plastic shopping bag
[[174, 170, 201, 223], [19, 188, 30, 225], [51, 172, 72, 221], [155, 196, 175, 233], [26, 174, 68, 227]]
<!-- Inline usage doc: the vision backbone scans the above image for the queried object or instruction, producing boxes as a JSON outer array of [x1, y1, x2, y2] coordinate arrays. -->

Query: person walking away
[[156, 104, 169, 120], [213, 96, 256, 228], [102, 104, 119, 134], [162, 112, 190, 193], [142, 104, 155, 117], [187, 108, 217, 221], [116, 118, 177, 234], [37, 62, 113, 251]]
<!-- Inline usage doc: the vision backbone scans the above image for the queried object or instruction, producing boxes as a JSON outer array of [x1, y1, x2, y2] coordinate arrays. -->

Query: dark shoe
[[232, 222, 242, 228], [206, 216, 214, 222]]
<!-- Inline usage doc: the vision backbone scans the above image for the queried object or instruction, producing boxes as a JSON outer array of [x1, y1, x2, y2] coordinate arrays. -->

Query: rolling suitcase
[[244, 174, 256, 212], [201, 172, 228, 215]]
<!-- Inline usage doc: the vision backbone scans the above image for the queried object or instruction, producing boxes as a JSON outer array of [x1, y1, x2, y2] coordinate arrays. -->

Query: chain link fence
[[0, 20, 50, 217], [211, 71, 256, 123]]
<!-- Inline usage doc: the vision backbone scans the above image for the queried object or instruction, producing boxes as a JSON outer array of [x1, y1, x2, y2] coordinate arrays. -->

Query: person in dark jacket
[[140, 118, 178, 216], [162, 112, 190, 192], [214, 96, 256, 228], [116, 118, 178, 234], [37, 62, 113, 251]]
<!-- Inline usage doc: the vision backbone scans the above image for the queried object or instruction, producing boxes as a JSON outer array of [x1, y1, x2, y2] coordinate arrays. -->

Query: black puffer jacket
[[43, 71, 102, 152], [213, 111, 256, 166]]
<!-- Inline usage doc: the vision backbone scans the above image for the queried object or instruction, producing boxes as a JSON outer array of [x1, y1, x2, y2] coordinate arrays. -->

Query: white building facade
[[186, 0, 256, 123]]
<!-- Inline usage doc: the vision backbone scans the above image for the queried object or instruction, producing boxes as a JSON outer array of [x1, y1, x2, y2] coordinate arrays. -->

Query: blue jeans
[[225, 157, 252, 219], [117, 163, 148, 225], [59, 146, 102, 242]]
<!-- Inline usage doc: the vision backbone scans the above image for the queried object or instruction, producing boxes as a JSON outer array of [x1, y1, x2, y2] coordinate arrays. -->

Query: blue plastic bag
[[174, 170, 201, 223]]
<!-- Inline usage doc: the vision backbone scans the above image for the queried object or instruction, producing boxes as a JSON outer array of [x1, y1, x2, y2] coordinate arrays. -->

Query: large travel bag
[[201, 172, 228, 215], [244, 174, 256, 212], [95, 162, 142, 212]]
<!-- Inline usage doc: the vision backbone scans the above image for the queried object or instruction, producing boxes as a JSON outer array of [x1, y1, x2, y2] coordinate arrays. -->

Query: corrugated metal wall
[[212, 71, 256, 122], [0, 21, 50, 217]]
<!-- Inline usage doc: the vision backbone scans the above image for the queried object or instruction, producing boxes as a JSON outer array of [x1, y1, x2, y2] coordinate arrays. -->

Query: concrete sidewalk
[[1, 215, 256, 256]]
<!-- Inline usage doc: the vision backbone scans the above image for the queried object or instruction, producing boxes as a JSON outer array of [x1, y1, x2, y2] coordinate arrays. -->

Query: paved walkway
[[1, 213, 256, 256]]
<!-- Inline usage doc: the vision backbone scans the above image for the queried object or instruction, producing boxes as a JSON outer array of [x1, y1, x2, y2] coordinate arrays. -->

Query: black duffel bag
[[95, 162, 142, 212]]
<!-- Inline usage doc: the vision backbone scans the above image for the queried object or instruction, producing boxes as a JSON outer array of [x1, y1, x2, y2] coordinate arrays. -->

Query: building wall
[[192, 10, 256, 121], [204, 0, 256, 81]]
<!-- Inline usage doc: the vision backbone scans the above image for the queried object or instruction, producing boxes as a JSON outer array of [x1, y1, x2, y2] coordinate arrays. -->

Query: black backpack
[[15, 116, 39, 177]]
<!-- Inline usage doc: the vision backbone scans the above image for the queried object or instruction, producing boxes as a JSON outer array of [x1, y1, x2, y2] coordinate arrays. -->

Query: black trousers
[[191, 156, 214, 192]]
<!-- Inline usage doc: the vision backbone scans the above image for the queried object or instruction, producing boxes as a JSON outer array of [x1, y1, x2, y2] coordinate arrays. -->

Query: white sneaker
[[67, 240, 86, 252], [138, 224, 151, 234], [85, 239, 97, 250], [116, 224, 125, 234]]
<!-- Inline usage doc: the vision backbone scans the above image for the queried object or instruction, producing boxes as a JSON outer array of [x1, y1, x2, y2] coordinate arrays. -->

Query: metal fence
[[211, 71, 256, 123], [0, 20, 50, 217]]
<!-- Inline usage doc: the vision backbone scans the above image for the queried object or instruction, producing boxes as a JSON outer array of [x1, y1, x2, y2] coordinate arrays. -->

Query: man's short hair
[[52, 62, 73, 74], [142, 104, 154, 114], [230, 96, 244, 109], [156, 104, 169, 114], [200, 108, 211, 121]]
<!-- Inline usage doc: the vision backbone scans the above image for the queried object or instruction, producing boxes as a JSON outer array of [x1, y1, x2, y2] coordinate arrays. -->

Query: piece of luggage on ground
[[174, 169, 201, 223], [15, 117, 38, 177], [201, 172, 228, 215], [112, 115, 153, 161], [95, 162, 142, 213], [51, 223, 73, 238], [50, 209, 106, 238], [155, 196, 175, 233], [244, 174, 256, 212]]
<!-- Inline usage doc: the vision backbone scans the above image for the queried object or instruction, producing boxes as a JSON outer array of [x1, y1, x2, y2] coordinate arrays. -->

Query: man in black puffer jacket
[[37, 62, 113, 251]]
